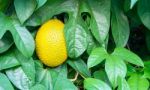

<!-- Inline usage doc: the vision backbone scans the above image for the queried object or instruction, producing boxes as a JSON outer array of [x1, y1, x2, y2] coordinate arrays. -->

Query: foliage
[[0, 0, 150, 90]]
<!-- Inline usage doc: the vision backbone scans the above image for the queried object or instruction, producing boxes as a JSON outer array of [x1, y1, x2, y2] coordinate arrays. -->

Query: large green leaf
[[138, 0, 150, 30], [0, 73, 14, 90], [0, 13, 35, 57], [105, 55, 127, 88], [34, 61, 72, 90], [117, 77, 130, 90], [87, 47, 107, 68], [14, 49, 35, 85], [0, 32, 13, 53], [112, 47, 144, 67], [127, 73, 149, 90], [111, 0, 130, 47], [0, 12, 12, 39], [86, 0, 110, 43], [6, 67, 33, 90], [34, 61, 53, 90], [64, 10, 88, 58], [5, 49, 35, 90], [0, 50, 20, 70], [50, 64, 77, 90], [14, 0, 37, 24], [26, 0, 76, 26], [84, 78, 111, 90], [67, 58, 91, 78], [10, 18, 35, 57]]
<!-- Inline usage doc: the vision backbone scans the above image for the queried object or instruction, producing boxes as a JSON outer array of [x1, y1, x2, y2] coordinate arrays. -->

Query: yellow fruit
[[35, 19, 67, 67]]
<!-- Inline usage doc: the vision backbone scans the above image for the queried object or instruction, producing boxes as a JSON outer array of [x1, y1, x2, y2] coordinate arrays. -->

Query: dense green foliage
[[0, 0, 150, 90]]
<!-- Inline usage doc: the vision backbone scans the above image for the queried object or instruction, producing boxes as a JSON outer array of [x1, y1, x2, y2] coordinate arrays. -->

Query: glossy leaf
[[67, 58, 91, 78], [84, 78, 111, 90], [111, 0, 130, 47], [0, 32, 13, 53], [138, 0, 150, 30], [30, 84, 46, 90], [87, 0, 110, 43], [6, 67, 33, 90], [0, 12, 12, 39], [10, 18, 35, 57], [127, 73, 149, 90], [0, 50, 20, 70], [112, 47, 144, 67], [86, 29, 99, 54], [64, 13, 88, 58], [0, 73, 14, 90], [14, 0, 37, 24], [14, 49, 36, 86], [34, 61, 53, 90], [26, 0, 76, 26], [36, 0, 47, 9], [117, 77, 130, 90], [105, 55, 127, 88], [54, 78, 77, 90], [87, 47, 107, 68]]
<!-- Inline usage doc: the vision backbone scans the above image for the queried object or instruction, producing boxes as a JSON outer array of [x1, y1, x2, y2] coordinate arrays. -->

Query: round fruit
[[35, 19, 67, 67]]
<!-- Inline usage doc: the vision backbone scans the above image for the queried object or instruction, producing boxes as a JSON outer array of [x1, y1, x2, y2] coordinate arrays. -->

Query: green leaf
[[0, 12, 12, 39], [87, 47, 107, 68], [143, 61, 150, 79], [10, 18, 35, 57], [64, 13, 88, 58], [138, 0, 150, 30], [26, 0, 76, 26], [6, 67, 33, 90], [93, 70, 111, 86], [130, 0, 138, 9], [36, 0, 47, 9], [67, 58, 91, 78], [84, 78, 111, 90], [112, 47, 144, 67], [5, 49, 35, 90], [14, 49, 35, 86], [0, 73, 14, 90], [30, 84, 46, 90], [14, 0, 37, 24], [86, 29, 99, 54], [117, 77, 130, 90], [86, 0, 110, 43], [0, 13, 35, 57], [111, 0, 130, 47], [51, 64, 77, 90], [105, 55, 127, 88], [35, 62, 53, 90], [53, 78, 77, 90], [0, 0, 11, 12], [127, 73, 149, 90], [0, 50, 20, 70], [0, 32, 13, 53]]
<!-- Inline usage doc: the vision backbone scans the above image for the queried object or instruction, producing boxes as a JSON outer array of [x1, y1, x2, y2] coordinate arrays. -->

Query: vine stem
[[70, 72, 79, 82]]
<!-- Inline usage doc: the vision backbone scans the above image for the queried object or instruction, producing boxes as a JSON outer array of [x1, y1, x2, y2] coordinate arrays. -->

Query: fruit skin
[[36, 19, 67, 67]]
